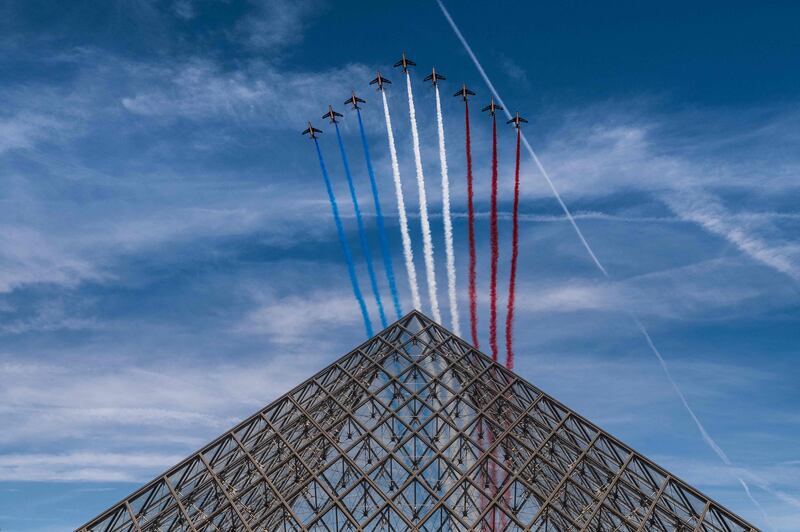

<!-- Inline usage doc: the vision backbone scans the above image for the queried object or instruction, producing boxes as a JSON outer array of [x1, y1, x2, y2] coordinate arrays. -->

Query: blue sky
[[0, 0, 798, 530]]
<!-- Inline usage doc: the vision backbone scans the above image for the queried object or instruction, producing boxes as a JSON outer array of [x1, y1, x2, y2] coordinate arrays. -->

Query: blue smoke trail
[[313, 139, 373, 337], [334, 122, 388, 328], [355, 109, 403, 320]]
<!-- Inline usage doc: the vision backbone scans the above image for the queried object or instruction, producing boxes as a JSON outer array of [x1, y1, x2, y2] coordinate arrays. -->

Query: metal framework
[[78, 311, 758, 531]]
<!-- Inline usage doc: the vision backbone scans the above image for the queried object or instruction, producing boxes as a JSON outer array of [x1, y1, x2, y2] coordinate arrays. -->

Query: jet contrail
[[433, 84, 461, 335], [381, 89, 421, 311], [489, 114, 499, 363], [334, 121, 388, 329], [633, 315, 774, 530], [405, 72, 441, 323], [355, 107, 403, 320], [464, 98, 479, 347], [312, 139, 373, 337], [505, 127, 522, 370], [436, 0, 771, 520], [436, 0, 606, 278]]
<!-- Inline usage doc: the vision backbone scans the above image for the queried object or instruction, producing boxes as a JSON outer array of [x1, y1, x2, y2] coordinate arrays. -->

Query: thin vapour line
[[437, 0, 606, 277], [436, 0, 772, 523]]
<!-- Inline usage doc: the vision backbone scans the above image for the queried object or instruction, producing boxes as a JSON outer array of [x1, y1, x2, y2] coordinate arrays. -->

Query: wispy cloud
[[0, 225, 104, 293], [0, 112, 66, 154], [236, 290, 363, 344], [120, 57, 371, 128], [518, 105, 800, 282], [235, 0, 323, 52], [0, 451, 185, 482], [514, 257, 790, 320], [664, 188, 800, 280]]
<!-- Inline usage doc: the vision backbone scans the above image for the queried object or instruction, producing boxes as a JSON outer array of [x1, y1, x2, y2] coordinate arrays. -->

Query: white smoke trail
[[381, 89, 421, 310], [434, 85, 461, 335], [405, 72, 441, 323], [436, 0, 775, 523]]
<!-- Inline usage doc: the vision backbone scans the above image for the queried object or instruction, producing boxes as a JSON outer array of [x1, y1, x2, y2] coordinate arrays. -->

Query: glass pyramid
[[78, 311, 757, 531]]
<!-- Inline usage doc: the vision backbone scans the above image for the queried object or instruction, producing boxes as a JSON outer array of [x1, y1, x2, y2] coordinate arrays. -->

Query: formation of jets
[[302, 52, 527, 139]]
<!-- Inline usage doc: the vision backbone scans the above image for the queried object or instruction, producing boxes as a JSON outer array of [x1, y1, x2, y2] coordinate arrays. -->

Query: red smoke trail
[[465, 100, 479, 348], [505, 128, 521, 370], [489, 116, 499, 362]]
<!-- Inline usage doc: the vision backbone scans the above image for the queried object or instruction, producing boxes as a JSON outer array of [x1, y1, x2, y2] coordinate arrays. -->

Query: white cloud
[[172, 0, 195, 20], [497, 55, 529, 86], [236, 290, 363, 344], [0, 451, 184, 482], [0, 112, 66, 154], [664, 188, 800, 280], [235, 0, 322, 51], [518, 106, 800, 281], [0, 225, 105, 293], [0, 352, 325, 449], [120, 58, 371, 128], [514, 257, 783, 320], [0, 299, 99, 334]]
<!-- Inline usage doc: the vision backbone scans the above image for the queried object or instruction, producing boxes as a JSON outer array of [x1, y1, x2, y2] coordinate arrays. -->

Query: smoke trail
[[405, 72, 442, 323], [381, 89, 422, 311], [505, 128, 521, 370], [312, 139, 373, 337], [334, 122, 388, 328], [489, 116, 499, 362], [436, 1, 606, 277], [434, 85, 461, 335], [356, 108, 403, 320], [465, 100, 479, 347], [436, 0, 774, 521]]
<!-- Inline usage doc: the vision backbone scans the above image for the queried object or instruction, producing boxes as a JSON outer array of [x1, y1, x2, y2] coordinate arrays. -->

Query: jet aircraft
[[322, 105, 343, 123], [507, 112, 528, 128], [423, 67, 446, 86], [453, 84, 476, 100], [302, 122, 322, 139], [481, 98, 504, 116], [344, 92, 366, 110], [393, 52, 416, 72], [369, 72, 392, 91]]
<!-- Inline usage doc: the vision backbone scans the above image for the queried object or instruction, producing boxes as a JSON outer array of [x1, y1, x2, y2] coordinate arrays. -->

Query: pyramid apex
[[78, 307, 758, 531]]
